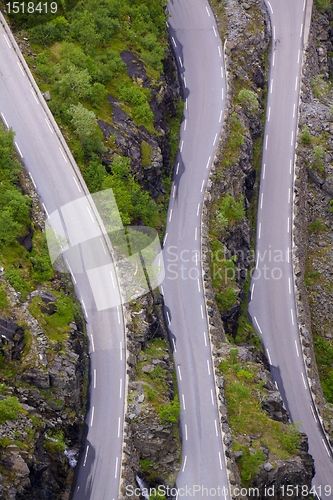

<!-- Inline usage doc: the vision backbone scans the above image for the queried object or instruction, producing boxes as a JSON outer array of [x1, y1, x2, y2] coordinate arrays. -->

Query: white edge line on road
[[3, 34, 12, 48], [17, 60, 25, 75], [59, 147, 67, 162], [119, 378, 123, 398], [272, 52, 275, 67], [83, 445, 89, 466], [288, 187, 291, 204], [207, 360, 211, 376], [45, 117, 53, 133], [219, 110, 223, 122], [303, 0, 306, 11], [114, 457, 119, 478], [254, 316, 262, 334], [290, 159, 292, 174], [260, 193, 264, 209], [266, 349, 272, 365], [1, 112, 9, 128], [15, 142, 23, 158], [291, 130, 294, 146], [287, 247, 290, 263], [100, 238, 107, 254], [90, 406, 94, 427], [172, 36, 177, 47], [90, 334, 95, 352], [118, 417, 121, 437], [310, 405, 317, 423], [222, 87, 224, 100], [268, 107, 271, 121], [185, 98, 188, 110], [197, 279, 200, 292], [298, 49, 301, 64], [273, 25, 276, 40], [195, 227, 198, 240], [31, 88, 39, 104], [110, 270, 115, 288], [200, 304, 204, 318], [293, 103, 296, 118], [291, 308, 294, 325], [167, 311, 171, 325], [206, 156, 211, 169], [178, 365, 182, 381], [172, 184, 176, 198], [178, 56, 183, 68], [169, 208, 173, 222], [213, 26, 217, 37], [251, 283, 255, 300], [180, 140, 184, 152], [219, 451, 223, 470], [218, 45, 221, 57], [267, 0, 273, 13], [295, 76, 298, 90], [197, 203, 200, 216], [295, 340, 299, 357], [93, 368, 96, 388], [120, 341, 123, 361], [322, 439, 330, 457], [42, 203, 50, 219], [163, 232, 168, 246], [270, 79, 273, 94], [184, 118, 187, 131], [201, 180, 205, 192], [29, 172, 37, 188], [210, 389, 215, 405], [117, 305, 121, 324], [206, 5, 210, 16], [263, 163, 266, 179], [258, 222, 262, 239], [182, 394, 186, 411], [213, 133, 218, 145], [203, 331, 207, 347], [214, 419, 219, 436], [182, 455, 187, 472], [87, 205, 95, 223], [265, 134, 268, 150], [73, 176, 82, 192], [288, 217, 290, 233], [300, 23, 303, 37], [176, 162, 180, 175], [301, 372, 307, 389], [185, 424, 188, 440], [172, 338, 177, 353]]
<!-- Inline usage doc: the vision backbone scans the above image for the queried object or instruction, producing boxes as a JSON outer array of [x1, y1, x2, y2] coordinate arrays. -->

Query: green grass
[[220, 113, 246, 170]]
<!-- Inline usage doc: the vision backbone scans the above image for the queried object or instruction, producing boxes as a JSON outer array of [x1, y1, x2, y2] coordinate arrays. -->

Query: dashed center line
[[293, 103, 296, 118], [1, 112, 9, 128], [42, 202, 50, 219], [197, 203, 201, 216], [93, 368, 97, 388], [210, 389, 215, 405], [182, 394, 186, 411], [272, 52, 275, 67], [90, 406, 95, 427], [87, 206, 95, 223], [265, 134, 268, 150], [17, 61, 25, 75], [206, 156, 211, 169], [289, 277, 292, 294], [260, 193, 264, 209], [213, 133, 218, 146], [207, 360, 211, 376], [219, 452, 223, 470], [206, 5, 211, 16], [3, 34, 12, 48], [258, 222, 262, 239], [218, 46, 221, 57], [118, 417, 121, 437], [298, 49, 301, 64], [267, 1, 273, 13], [201, 180, 205, 192], [15, 142, 23, 158], [203, 331, 207, 347], [290, 130, 294, 146], [176, 162, 180, 175], [266, 349, 272, 365], [172, 338, 177, 353], [251, 283, 255, 300], [178, 56, 183, 67], [31, 88, 39, 104], [295, 340, 299, 357], [270, 79, 274, 94], [290, 159, 293, 175], [59, 147, 67, 162], [182, 455, 187, 472], [219, 110, 223, 123], [90, 334, 95, 352], [185, 424, 188, 441], [254, 316, 262, 334], [214, 419, 219, 437], [169, 208, 173, 222], [172, 184, 176, 198], [268, 107, 271, 122], [114, 457, 119, 478], [180, 140, 184, 152], [300, 23, 303, 37], [184, 118, 187, 131], [172, 36, 177, 48], [73, 176, 82, 192], [288, 187, 291, 204], [178, 365, 182, 381], [290, 308, 294, 325], [263, 163, 266, 179], [195, 227, 198, 241], [301, 372, 307, 389], [119, 378, 123, 398], [197, 279, 201, 292], [117, 305, 121, 324], [213, 26, 217, 37], [83, 445, 89, 467], [200, 304, 204, 319], [167, 311, 171, 325]]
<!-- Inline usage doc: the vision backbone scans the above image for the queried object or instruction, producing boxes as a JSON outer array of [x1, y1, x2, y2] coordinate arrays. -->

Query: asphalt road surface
[[162, 0, 230, 498], [249, 0, 333, 497], [0, 16, 126, 500]]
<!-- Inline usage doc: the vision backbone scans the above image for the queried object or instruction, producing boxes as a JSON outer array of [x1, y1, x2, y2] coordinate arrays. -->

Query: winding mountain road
[[0, 15, 126, 500], [249, 0, 333, 497], [162, 0, 230, 497]]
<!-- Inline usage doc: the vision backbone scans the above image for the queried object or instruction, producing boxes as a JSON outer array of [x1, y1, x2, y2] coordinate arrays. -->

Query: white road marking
[[288, 217, 290, 233], [195, 227, 198, 241], [251, 283, 255, 300], [218, 46, 221, 57], [221, 66, 224, 79], [295, 340, 299, 357], [270, 79, 273, 94], [303, 0, 306, 10], [119, 378, 123, 398], [160, 285, 164, 296], [275, 381, 278, 390], [120, 342, 123, 361], [260, 193, 264, 209], [287, 247, 290, 263], [182, 394, 186, 411], [206, 156, 211, 169], [117, 305, 121, 324], [298, 49, 301, 64], [265, 134, 268, 150], [201, 180, 205, 192], [184, 118, 187, 131], [197, 203, 200, 216], [87, 206, 95, 223], [272, 52, 275, 67], [295, 76, 298, 90], [172, 36, 177, 47], [90, 406, 95, 426], [206, 6, 211, 16], [178, 365, 182, 381], [110, 270, 115, 288], [15, 142, 23, 158], [185, 98, 188, 110], [213, 133, 218, 145], [210, 389, 215, 405], [172, 338, 177, 353], [114, 457, 119, 478], [201, 304, 204, 319], [310, 405, 317, 423], [301, 372, 306, 389], [100, 238, 107, 254], [213, 26, 217, 37], [185, 424, 188, 440], [3, 34, 12, 48], [1, 112, 8, 128], [207, 360, 211, 376], [268, 107, 271, 122], [93, 369, 96, 388], [289, 277, 292, 294], [263, 163, 266, 179], [169, 208, 173, 222], [254, 316, 262, 334], [180, 140, 184, 152], [176, 162, 180, 175], [219, 452, 223, 470], [82, 299, 88, 318], [291, 130, 294, 146], [178, 56, 183, 67], [197, 279, 201, 292], [90, 334, 95, 352], [73, 176, 81, 192], [167, 311, 171, 325], [266, 349, 272, 365], [184, 76, 187, 88], [182, 455, 187, 472], [267, 1, 273, 13], [273, 25, 276, 40], [163, 232, 168, 246], [300, 23, 303, 37], [59, 147, 67, 162], [219, 110, 223, 123], [258, 222, 262, 239], [322, 439, 330, 457], [42, 202, 50, 219], [203, 331, 207, 347], [29, 172, 37, 188], [83, 445, 89, 466], [172, 184, 176, 198], [31, 88, 39, 104], [215, 419, 219, 436], [17, 60, 25, 75], [288, 187, 291, 204], [118, 417, 121, 437], [291, 308, 294, 325], [293, 103, 296, 118], [65, 260, 77, 284], [44, 117, 53, 133]]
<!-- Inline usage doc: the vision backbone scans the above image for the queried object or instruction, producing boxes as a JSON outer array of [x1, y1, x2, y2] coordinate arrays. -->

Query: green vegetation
[[220, 349, 302, 486], [311, 75, 332, 100], [220, 113, 245, 170], [0, 396, 21, 424], [315, 0, 332, 13], [300, 126, 312, 145], [314, 337, 333, 402], [44, 429, 66, 454], [312, 144, 325, 174], [236, 89, 259, 115]]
